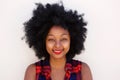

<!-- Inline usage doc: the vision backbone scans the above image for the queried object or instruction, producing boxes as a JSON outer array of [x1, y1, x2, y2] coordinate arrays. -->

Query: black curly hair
[[24, 2, 87, 60]]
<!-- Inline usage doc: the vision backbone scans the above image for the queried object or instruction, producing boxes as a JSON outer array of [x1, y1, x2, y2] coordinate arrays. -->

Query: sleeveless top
[[35, 59, 82, 80]]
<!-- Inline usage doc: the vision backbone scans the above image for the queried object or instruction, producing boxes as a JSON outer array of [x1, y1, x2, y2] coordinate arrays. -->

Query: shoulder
[[24, 60, 46, 80], [24, 63, 36, 80], [81, 62, 93, 80], [70, 59, 82, 67], [71, 59, 92, 80]]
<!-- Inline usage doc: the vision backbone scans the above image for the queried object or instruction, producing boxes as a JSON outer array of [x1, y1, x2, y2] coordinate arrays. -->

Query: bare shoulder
[[81, 62, 93, 80], [24, 64, 36, 80]]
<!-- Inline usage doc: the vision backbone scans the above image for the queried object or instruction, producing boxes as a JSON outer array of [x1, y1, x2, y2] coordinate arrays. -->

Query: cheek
[[46, 42, 54, 52], [62, 41, 70, 50]]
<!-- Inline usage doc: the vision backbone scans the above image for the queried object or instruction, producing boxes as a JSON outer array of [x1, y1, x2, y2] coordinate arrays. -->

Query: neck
[[50, 57, 66, 69]]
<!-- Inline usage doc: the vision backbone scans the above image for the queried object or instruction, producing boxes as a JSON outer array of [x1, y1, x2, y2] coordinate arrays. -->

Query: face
[[46, 26, 70, 60]]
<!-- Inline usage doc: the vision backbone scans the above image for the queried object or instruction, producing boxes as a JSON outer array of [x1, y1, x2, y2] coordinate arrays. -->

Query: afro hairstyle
[[24, 2, 87, 60]]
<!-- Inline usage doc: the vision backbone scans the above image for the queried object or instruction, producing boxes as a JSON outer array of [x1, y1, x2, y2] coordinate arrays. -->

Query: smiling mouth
[[53, 50, 63, 54]]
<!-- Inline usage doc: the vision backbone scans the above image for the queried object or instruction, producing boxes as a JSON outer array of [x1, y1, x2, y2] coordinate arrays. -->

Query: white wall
[[0, 0, 120, 80]]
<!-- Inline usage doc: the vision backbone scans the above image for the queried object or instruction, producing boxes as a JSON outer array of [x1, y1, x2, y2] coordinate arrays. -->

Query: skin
[[46, 26, 70, 60], [46, 26, 70, 80], [24, 26, 93, 80]]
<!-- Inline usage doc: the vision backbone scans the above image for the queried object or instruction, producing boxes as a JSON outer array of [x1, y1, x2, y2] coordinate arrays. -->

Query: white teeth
[[54, 51, 61, 52], [53, 50, 62, 52]]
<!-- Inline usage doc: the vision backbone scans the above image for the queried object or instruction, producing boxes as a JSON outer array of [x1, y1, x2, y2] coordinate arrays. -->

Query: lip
[[53, 50, 63, 54]]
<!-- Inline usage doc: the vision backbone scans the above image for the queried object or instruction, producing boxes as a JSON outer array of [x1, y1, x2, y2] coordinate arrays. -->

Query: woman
[[24, 2, 92, 80]]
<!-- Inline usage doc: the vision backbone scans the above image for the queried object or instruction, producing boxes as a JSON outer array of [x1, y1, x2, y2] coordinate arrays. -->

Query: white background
[[0, 0, 120, 80]]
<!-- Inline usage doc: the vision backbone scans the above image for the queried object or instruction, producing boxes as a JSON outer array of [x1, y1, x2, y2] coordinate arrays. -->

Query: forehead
[[47, 26, 69, 36]]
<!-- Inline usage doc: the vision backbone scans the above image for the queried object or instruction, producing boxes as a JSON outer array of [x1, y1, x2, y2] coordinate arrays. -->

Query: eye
[[61, 38, 68, 41], [47, 39, 55, 42]]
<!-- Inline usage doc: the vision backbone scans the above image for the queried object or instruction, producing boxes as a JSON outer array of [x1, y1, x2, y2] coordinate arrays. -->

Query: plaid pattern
[[35, 59, 82, 80]]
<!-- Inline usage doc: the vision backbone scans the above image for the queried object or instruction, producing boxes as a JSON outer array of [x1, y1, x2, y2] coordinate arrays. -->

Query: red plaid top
[[35, 59, 82, 80]]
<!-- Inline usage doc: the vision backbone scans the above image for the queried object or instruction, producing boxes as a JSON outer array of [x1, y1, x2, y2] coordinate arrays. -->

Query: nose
[[54, 40, 62, 48]]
